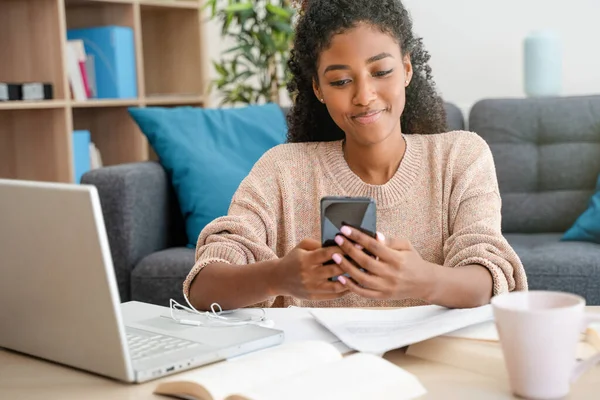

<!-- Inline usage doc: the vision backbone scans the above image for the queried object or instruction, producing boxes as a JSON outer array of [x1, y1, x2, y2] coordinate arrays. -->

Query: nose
[[352, 76, 377, 106]]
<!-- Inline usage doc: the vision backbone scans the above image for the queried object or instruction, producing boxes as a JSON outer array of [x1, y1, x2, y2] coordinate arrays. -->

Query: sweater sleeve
[[182, 151, 281, 307], [443, 133, 528, 296]]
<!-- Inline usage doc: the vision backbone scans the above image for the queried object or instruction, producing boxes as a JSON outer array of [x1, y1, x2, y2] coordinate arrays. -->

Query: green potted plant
[[204, 0, 296, 106]]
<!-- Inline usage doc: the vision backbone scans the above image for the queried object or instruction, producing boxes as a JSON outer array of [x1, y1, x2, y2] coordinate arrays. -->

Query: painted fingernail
[[332, 253, 342, 264], [334, 235, 344, 246], [338, 275, 347, 285], [355, 243, 363, 250], [340, 226, 352, 236], [376, 232, 385, 242]]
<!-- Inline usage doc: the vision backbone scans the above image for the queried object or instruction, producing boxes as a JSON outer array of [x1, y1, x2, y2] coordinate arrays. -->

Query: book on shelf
[[73, 130, 91, 183], [66, 41, 88, 101], [73, 130, 103, 183], [67, 26, 138, 99], [153, 340, 426, 400]]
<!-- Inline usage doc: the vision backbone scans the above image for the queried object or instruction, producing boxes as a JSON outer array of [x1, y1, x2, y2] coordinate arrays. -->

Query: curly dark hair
[[287, 0, 447, 143]]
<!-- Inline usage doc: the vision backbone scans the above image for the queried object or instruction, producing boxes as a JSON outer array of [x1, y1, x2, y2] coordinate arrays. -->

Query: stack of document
[[263, 304, 494, 355], [308, 305, 494, 354]]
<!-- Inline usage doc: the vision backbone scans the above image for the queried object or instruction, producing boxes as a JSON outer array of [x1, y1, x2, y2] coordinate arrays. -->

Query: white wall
[[203, 0, 600, 112], [404, 0, 600, 113]]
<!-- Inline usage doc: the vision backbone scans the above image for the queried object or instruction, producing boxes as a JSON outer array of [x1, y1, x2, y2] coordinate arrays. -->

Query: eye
[[330, 79, 351, 87], [373, 69, 394, 77]]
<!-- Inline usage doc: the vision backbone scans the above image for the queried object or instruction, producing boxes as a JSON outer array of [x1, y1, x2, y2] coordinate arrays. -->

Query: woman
[[184, 0, 528, 311]]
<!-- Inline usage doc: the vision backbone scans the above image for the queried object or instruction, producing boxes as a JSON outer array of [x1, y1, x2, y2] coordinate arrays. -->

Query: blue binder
[[73, 130, 91, 184], [67, 26, 138, 99]]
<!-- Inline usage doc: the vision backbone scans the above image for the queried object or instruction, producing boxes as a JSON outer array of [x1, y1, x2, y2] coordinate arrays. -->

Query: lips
[[352, 109, 385, 125]]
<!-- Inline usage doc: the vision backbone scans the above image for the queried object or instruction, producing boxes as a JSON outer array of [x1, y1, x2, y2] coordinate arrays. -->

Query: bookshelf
[[0, 0, 209, 183]]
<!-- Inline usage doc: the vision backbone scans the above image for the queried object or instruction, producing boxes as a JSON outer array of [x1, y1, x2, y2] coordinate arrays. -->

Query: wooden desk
[[2, 307, 599, 400]]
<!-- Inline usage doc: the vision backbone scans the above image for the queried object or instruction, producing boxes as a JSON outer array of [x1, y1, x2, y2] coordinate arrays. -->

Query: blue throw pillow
[[128, 104, 287, 248], [562, 173, 600, 244]]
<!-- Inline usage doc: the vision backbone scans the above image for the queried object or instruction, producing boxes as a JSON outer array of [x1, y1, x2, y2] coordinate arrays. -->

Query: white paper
[[237, 353, 427, 400], [443, 320, 499, 341], [263, 307, 353, 354], [309, 304, 494, 354]]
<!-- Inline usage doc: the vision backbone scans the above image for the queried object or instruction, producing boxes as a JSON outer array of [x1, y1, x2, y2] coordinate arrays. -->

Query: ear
[[313, 78, 324, 103], [403, 54, 413, 87]]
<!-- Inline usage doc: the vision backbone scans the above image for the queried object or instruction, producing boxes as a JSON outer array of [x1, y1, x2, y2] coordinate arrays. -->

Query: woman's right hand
[[273, 238, 349, 301]]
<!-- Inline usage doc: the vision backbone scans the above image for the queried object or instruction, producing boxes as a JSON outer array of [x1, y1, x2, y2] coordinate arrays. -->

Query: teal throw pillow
[[129, 103, 287, 248], [562, 173, 600, 244]]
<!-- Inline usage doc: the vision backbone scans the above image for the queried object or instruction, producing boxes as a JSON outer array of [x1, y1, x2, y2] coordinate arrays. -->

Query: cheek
[[379, 77, 406, 104], [323, 93, 353, 125]]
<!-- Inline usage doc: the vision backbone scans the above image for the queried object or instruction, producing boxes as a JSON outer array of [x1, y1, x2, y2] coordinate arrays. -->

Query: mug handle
[[571, 313, 600, 383]]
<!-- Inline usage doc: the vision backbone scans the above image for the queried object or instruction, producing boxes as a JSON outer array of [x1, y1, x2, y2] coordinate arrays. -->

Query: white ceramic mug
[[491, 290, 600, 399]]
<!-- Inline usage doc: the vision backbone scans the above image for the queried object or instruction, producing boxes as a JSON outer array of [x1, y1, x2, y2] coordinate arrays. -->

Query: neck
[[343, 131, 406, 185]]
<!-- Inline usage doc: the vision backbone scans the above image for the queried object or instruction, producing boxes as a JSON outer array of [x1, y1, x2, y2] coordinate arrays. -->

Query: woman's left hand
[[331, 225, 434, 301]]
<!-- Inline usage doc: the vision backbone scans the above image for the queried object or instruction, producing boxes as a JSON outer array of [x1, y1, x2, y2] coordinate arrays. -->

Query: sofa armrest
[[81, 161, 186, 302]]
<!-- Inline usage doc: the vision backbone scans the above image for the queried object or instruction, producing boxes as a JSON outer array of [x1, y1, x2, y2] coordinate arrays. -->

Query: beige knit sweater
[[183, 131, 528, 308]]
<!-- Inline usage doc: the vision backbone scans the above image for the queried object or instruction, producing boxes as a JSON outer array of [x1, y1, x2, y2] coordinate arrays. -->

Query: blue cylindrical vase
[[524, 30, 562, 97]]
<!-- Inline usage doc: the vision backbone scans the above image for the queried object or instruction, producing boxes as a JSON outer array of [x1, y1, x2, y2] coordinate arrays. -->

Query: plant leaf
[[224, 2, 253, 12], [265, 4, 292, 19]]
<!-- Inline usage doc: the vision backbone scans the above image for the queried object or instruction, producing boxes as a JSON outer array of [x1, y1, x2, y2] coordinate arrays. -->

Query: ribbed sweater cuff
[[182, 257, 231, 299], [456, 256, 509, 296]]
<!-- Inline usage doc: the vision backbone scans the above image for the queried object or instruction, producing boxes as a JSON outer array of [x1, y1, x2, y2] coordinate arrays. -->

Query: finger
[[342, 276, 386, 300], [332, 251, 382, 290], [297, 238, 322, 251], [340, 225, 395, 263], [317, 264, 347, 281], [308, 245, 342, 265], [334, 234, 385, 276], [316, 280, 350, 294]]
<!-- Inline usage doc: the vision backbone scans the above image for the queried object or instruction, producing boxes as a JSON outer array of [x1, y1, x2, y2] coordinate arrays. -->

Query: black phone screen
[[321, 196, 377, 248]]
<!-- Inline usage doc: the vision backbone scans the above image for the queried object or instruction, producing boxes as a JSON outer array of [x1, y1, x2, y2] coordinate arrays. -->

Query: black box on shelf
[[0, 83, 21, 101], [0, 82, 53, 101]]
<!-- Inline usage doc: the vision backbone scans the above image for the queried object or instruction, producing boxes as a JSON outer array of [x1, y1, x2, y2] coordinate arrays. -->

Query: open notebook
[[153, 341, 426, 400]]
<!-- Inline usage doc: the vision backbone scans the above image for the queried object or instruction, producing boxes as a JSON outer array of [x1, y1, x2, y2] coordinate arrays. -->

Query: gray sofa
[[82, 97, 600, 306]]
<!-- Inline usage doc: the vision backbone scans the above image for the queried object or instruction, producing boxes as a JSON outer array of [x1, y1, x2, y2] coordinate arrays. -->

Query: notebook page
[[227, 353, 426, 400], [309, 304, 494, 354], [156, 341, 341, 400]]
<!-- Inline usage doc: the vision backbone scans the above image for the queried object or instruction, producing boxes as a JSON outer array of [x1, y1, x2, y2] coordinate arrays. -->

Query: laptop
[[0, 179, 284, 383]]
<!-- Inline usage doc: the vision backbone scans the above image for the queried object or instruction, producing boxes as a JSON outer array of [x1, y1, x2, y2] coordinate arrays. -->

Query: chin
[[349, 119, 398, 146]]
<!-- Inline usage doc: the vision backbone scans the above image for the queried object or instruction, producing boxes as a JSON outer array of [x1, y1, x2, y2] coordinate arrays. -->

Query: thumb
[[297, 238, 322, 251]]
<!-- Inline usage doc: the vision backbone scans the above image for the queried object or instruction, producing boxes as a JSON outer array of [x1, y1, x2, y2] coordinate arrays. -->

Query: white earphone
[[169, 296, 272, 328]]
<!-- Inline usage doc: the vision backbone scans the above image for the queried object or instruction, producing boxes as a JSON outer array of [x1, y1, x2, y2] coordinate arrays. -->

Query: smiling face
[[313, 22, 413, 146]]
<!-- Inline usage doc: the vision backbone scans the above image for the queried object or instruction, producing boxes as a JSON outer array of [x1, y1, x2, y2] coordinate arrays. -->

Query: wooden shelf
[[65, 0, 137, 6], [140, 0, 201, 10], [141, 5, 204, 97], [0, 0, 67, 100], [144, 94, 204, 106], [0, 0, 208, 183], [0, 108, 72, 183], [0, 101, 68, 111], [71, 99, 142, 108]]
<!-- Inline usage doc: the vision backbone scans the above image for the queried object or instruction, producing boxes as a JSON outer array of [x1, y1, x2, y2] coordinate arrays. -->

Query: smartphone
[[320, 196, 377, 281]]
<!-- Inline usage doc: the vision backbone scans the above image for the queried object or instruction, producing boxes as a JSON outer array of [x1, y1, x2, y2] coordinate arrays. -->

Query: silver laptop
[[0, 179, 284, 383]]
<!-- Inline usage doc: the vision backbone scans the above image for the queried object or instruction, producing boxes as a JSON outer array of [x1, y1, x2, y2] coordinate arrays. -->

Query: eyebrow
[[323, 52, 394, 74]]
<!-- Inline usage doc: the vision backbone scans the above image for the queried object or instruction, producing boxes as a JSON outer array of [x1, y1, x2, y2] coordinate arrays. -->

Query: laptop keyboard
[[127, 331, 201, 362]]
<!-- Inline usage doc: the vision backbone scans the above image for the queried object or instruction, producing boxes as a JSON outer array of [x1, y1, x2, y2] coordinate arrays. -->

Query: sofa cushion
[[131, 247, 196, 306], [470, 96, 600, 233], [505, 233, 600, 304], [129, 104, 288, 248], [562, 173, 600, 244]]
